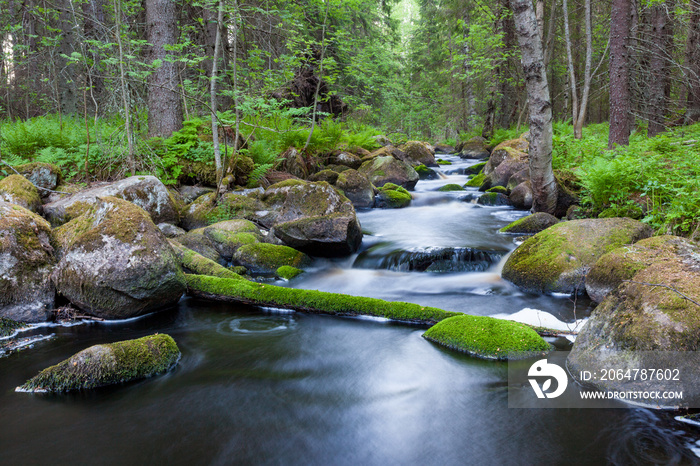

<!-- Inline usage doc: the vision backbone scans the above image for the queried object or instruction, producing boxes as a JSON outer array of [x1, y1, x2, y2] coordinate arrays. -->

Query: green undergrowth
[[0, 317, 24, 338], [19, 334, 180, 392], [423, 315, 552, 360]]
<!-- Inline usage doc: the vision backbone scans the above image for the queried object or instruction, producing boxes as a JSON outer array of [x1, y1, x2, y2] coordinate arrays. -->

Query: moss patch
[[233, 243, 311, 273], [375, 183, 412, 208], [499, 212, 559, 234], [0, 175, 41, 212], [464, 172, 485, 188], [169, 240, 244, 280], [464, 162, 486, 176], [423, 314, 552, 360], [276, 265, 303, 280], [437, 184, 465, 192], [0, 317, 24, 337], [436, 159, 452, 165], [414, 164, 430, 174], [486, 186, 508, 194], [19, 334, 180, 392], [186, 274, 460, 324]]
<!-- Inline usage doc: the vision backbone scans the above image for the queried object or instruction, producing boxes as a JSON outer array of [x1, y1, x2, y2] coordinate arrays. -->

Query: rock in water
[[499, 212, 558, 235], [501, 218, 653, 295], [18, 334, 180, 392], [0, 201, 55, 322], [335, 169, 375, 209], [398, 141, 437, 166], [43, 175, 179, 226], [358, 156, 419, 190], [52, 196, 185, 319]]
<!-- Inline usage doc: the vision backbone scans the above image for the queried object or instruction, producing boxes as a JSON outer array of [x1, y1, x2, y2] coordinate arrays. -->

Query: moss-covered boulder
[[477, 192, 511, 206], [0, 175, 42, 213], [157, 223, 186, 238], [464, 162, 487, 176], [375, 183, 412, 208], [482, 157, 528, 192], [52, 197, 186, 319], [501, 218, 653, 295], [486, 186, 508, 194], [509, 181, 533, 210], [335, 169, 375, 209], [175, 229, 222, 263], [423, 314, 552, 360], [0, 201, 55, 322], [179, 185, 215, 205], [276, 265, 303, 280], [415, 164, 439, 180], [329, 151, 363, 169], [18, 334, 180, 393], [14, 163, 62, 193], [464, 172, 486, 188], [434, 143, 455, 154], [398, 141, 437, 166], [568, 238, 700, 405], [500, 212, 558, 235], [437, 184, 465, 192], [358, 156, 419, 191], [43, 176, 179, 226], [506, 167, 530, 191], [201, 219, 262, 260], [308, 169, 340, 184], [585, 235, 689, 303], [169, 240, 243, 279], [233, 243, 311, 273], [458, 137, 490, 159], [484, 143, 528, 177]]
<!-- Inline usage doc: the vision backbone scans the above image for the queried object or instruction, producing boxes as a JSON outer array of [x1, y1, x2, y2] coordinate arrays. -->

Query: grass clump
[[19, 334, 180, 392], [423, 314, 552, 360]]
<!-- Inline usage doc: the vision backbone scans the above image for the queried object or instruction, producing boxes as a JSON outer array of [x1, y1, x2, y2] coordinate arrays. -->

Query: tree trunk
[[57, 0, 78, 115], [498, 0, 519, 129], [608, 0, 632, 147], [462, 9, 477, 129], [146, 0, 182, 138], [647, 3, 671, 137], [685, 0, 700, 124], [82, 0, 106, 100], [210, 0, 224, 185], [510, 0, 557, 214]]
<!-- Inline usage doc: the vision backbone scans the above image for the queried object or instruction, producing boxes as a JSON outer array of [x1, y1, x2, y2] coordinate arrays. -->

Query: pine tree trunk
[[685, 0, 700, 124], [146, 0, 183, 138], [608, 0, 632, 147], [647, 3, 671, 137], [510, 0, 557, 214]]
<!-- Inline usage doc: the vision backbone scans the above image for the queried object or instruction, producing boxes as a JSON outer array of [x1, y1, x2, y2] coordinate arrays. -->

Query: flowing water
[[1, 154, 698, 465]]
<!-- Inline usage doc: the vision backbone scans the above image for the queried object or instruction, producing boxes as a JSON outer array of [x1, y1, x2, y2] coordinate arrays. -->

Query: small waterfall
[[353, 246, 505, 273]]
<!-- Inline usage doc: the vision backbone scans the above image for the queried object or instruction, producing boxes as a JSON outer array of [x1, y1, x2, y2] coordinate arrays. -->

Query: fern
[[248, 163, 274, 184]]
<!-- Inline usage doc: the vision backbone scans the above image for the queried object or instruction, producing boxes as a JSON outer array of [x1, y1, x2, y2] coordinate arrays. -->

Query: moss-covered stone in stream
[[233, 243, 311, 273], [185, 274, 460, 324], [464, 172, 485, 188], [501, 218, 653, 295], [0, 317, 24, 337], [436, 159, 452, 165], [499, 212, 559, 234], [276, 265, 303, 280], [464, 162, 486, 176], [437, 184, 465, 192], [414, 164, 430, 174], [0, 175, 42, 212], [19, 334, 180, 392], [486, 186, 508, 194], [375, 183, 412, 208], [423, 315, 552, 360], [169, 240, 245, 280]]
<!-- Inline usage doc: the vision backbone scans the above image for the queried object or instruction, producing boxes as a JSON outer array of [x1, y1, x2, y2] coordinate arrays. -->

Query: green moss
[[486, 186, 508, 194], [276, 265, 303, 280], [234, 243, 311, 272], [206, 193, 264, 225], [464, 172, 485, 188], [436, 159, 452, 165], [20, 334, 180, 392], [268, 179, 306, 189], [499, 212, 559, 234], [414, 164, 429, 174], [185, 274, 460, 324], [437, 184, 465, 192], [376, 183, 412, 208], [464, 162, 486, 176], [169, 240, 244, 279], [0, 317, 24, 337], [0, 175, 41, 211], [423, 315, 552, 360]]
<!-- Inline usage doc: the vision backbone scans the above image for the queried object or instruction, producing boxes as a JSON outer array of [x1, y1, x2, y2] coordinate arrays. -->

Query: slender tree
[[608, 0, 633, 147], [685, 0, 700, 124]]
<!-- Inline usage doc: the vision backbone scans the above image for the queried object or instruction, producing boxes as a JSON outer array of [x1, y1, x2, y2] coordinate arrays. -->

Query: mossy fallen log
[[185, 274, 458, 324], [18, 334, 180, 392], [423, 315, 553, 360]]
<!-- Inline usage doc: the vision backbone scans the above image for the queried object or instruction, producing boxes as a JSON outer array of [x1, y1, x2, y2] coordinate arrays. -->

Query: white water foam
[[491, 308, 587, 333]]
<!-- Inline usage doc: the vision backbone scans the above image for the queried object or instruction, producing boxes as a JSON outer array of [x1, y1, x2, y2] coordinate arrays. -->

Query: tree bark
[[210, 0, 224, 185], [57, 0, 79, 115], [608, 0, 633, 147], [510, 0, 557, 214], [685, 0, 700, 124], [462, 9, 477, 129], [647, 3, 671, 137], [146, 0, 183, 138]]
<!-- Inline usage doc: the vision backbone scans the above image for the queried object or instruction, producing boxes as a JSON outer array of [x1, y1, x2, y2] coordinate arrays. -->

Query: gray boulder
[[335, 169, 375, 208], [398, 141, 437, 166], [359, 156, 419, 190]]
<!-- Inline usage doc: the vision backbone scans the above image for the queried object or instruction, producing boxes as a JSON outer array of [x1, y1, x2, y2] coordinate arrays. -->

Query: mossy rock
[[175, 229, 222, 263], [476, 192, 510, 206], [509, 181, 533, 210], [0, 201, 55, 322], [458, 137, 490, 159], [499, 212, 559, 235], [14, 162, 62, 192], [308, 169, 339, 185], [486, 186, 508, 194], [329, 151, 363, 170], [177, 160, 217, 186], [464, 162, 486, 176], [52, 196, 186, 319], [484, 145, 528, 176], [437, 184, 465, 192], [358, 155, 419, 190], [233, 243, 311, 273], [185, 274, 460, 324], [501, 218, 653, 296], [0, 175, 42, 213], [335, 169, 375, 209], [19, 334, 180, 392], [276, 265, 303, 280], [414, 164, 439, 180], [436, 159, 452, 165], [204, 192, 266, 227], [202, 219, 262, 260], [464, 172, 485, 188], [423, 315, 552, 360], [585, 235, 688, 303], [398, 141, 436, 166], [0, 317, 24, 337], [598, 204, 644, 220], [169, 240, 243, 280], [375, 183, 412, 208]]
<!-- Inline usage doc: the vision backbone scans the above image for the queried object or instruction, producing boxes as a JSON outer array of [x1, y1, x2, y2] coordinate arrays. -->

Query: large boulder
[[502, 218, 653, 295], [19, 334, 180, 392], [329, 151, 363, 169], [358, 156, 419, 190], [568, 236, 700, 406], [335, 169, 375, 208], [585, 235, 688, 303], [483, 141, 528, 176], [52, 196, 186, 319], [43, 175, 179, 226], [0, 202, 55, 322], [0, 175, 42, 213], [398, 141, 437, 166], [458, 137, 490, 159], [482, 159, 528, 191], [13, 163, 62, 193], [508, 181, 533, 210]]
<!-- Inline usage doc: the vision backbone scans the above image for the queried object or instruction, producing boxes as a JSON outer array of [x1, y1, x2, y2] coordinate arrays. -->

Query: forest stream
[[1, 153, 698, 465]]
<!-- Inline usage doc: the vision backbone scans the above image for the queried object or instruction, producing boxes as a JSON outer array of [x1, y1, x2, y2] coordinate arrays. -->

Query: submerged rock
[[0, 201, 55, 322], [423, 315, 552, 360], [52, 196, 186, 319], [0, 175, 42, 213], [18, 334, 180, 392], [43, 175, 179, 226], [501, 218, 653, 295]]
